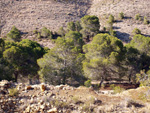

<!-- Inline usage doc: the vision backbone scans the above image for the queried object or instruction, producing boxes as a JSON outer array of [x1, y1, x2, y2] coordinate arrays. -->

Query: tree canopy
[[6, 26, 21, 42], [3, 39, 46, 82], [83, 34, 126, 84], [38, 31, 85, 85], [80, 15, 100, 42]]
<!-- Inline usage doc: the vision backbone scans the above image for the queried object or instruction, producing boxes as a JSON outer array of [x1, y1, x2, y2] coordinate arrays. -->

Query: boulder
[[0, 80, 11, 89], [47, 108, 57, 113], [41, 84, 46, 92]]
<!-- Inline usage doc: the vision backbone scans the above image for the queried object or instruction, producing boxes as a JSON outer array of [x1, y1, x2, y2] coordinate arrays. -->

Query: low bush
[[8, 88, 19, 96], [110, 84, 125, 94], [143, 16, 149, 25], [41, 27, 53, 39], [135, 14, 141, 21], [84, 80, 91, 87], [119, 12, 124, 19], [132, 28, 141, 35], [136, 70, 150, 87]]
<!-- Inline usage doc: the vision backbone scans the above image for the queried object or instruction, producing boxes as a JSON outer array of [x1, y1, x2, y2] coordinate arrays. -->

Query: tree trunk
[[99, 77, 104, 87], [86, 35, 90, 42], [36, 75, 40, 84], [62, 76, 66, 85], [29, 78, 32, 85], [14, 71, 18, 83], [129, 72, 132, 84]]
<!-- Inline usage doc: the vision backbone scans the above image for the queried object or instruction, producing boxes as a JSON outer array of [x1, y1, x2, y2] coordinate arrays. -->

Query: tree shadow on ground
[[115, 20, 123, 23], [142, 34, 150, 37], [124, 16, 132, 20], [116, 31, 131, 43], [113, 26, 121, 29]]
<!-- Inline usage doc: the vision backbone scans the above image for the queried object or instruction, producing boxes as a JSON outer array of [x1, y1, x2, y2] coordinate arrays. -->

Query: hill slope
[[0, 0, 150, 42], [89, 0, 150, 42], [0, 0, 91, 34]]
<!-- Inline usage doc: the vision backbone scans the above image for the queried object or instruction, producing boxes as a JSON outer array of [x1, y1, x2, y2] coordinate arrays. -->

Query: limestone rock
[[47, 108, 57, 113], [41, 84, 46, 92]]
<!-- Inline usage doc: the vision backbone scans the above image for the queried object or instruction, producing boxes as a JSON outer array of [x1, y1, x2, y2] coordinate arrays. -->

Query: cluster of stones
[[0, 80, 77, 113]]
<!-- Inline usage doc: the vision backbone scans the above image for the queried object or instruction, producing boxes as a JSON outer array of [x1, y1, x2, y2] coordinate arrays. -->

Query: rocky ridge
[[0, 80, 150, 113]]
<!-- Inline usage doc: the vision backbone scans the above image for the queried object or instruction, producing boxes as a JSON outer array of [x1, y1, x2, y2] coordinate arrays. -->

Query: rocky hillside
[[0, 80, 150, 112], [89, 0, 150, 42], [0, 0, 91, 35], [0, 0, 150, 43]]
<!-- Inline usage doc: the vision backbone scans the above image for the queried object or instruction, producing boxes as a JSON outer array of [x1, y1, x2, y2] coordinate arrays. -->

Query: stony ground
[[0, 0, 150, 43], [0, 0, 91, 35], [0, 80, 150, 113], [89, 0, 150, 42]]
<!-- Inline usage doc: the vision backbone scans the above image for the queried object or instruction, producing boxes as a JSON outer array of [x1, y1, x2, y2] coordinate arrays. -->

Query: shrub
[[132, 28, 141, 35], [119, 12, 124, 19], [81, 103, 94, 113], [58, 27, 66, 36], [135, 14, 141, 21], [67, 21, 76, 31], [136, 70, 150, 86], [110, 84, 125, 94], [84, 80, 91, 87], [109, 28, 116, 37], [7, 26, 21, 42], [37, 32, 41, 39], [143, 16, 149, 25], [41, 27, 53, 39], [50, 99, 69, 108], [107, 15, 114, 31], [33, 30, 38, 34], [103, 27, 106, 32], [8, 88, 19, 96], [72, 96, 83, 104], [108, 14, 115, 24]]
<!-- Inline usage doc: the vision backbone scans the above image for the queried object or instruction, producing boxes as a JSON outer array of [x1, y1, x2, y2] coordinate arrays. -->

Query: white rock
[[47, 108, 57, 113]]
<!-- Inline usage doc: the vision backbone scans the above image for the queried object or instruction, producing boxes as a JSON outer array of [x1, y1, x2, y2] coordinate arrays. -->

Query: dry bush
[[8, 88, 19, 96]]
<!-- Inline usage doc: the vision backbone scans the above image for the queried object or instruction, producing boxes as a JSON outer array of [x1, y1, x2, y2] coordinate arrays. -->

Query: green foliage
[[75, 21, 82, 32], [83, 34, 126, 80], [84, 80, 91, 87], [125, 35, 150, 83], [119, 12, 124, 19], [40, 27, 53, 39], [38, 31, 85, 85], [72, 96, 82, 104], [8, 88, 19, 96], [132, 28, 141, 35], [135, 14, 141, 21], [6, 26, 21, 42], [33, 29, 38, 34], [143, 16, 149, 25], [130, 34, 150, 56], [3, 39, 45, 82], [67, 21, 82, 32], [110, 84, 125, 94], [0, 58, 14, 81], [67, 21, 76, 31], [109, 28, 116, 37], [106, 15, 115, 31], [108, 14, 115, 23], [37, 32, 41, 39], [80, 15, 100, 41], [136, 70, 150, 86], [58, 27, 66, 36]]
